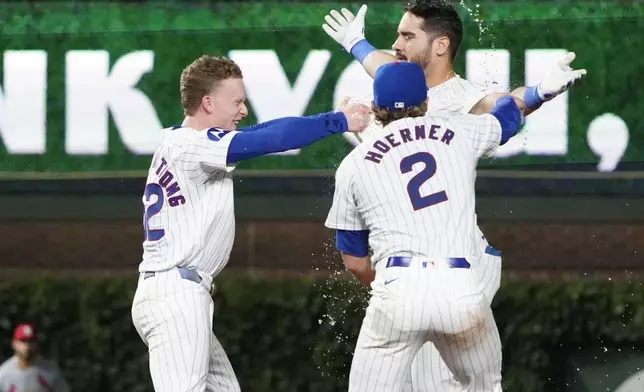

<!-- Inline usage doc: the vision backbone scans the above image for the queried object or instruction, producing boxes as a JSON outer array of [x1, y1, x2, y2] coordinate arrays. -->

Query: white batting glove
[[534, 52, 587, 103], [322, 5, 368, 53]]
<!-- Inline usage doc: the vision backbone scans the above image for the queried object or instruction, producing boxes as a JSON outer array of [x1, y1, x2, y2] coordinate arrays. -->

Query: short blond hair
[[372, 102, 428, 127], [180, 55, 243, 116]]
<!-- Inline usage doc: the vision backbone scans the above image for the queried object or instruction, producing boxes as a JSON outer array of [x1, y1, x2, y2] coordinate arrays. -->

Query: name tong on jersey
[[365, 124, 455, 164], [154, 157, 186, 207]]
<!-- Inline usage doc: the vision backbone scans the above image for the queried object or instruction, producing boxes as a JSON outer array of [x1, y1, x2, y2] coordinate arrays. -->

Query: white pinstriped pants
[[349, 258, 502, 392], [131, 267, 240, 392], [403, 248, 503, 392]]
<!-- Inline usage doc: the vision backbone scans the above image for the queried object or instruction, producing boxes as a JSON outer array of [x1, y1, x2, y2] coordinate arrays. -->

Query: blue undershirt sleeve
[[489, 96, 522, 145], [335, 229, 370, 258], [226, 112, 348, 164]]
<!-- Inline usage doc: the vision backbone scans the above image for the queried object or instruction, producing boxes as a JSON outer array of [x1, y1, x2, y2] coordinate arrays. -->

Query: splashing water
[[459, 1, 489, 44], [459, 0, 515, 164], [312, 236, 370, 380]]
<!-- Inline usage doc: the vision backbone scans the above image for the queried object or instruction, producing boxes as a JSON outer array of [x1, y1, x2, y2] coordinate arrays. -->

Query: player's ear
[[202, 95, 214, 114], [433, 36, 450, 57]]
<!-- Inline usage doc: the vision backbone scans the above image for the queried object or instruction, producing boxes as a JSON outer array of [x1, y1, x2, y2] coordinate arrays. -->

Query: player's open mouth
[[395, 53, 407, 61]]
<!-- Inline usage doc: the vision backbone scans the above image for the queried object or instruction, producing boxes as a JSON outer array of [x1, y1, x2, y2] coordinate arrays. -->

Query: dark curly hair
[[372, 102, 428, 127], [404, 0, 463, 60]]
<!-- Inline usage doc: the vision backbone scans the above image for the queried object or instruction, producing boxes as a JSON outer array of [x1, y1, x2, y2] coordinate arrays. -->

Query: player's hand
[[335, 96, 352, 112], [322, 4, 368, 53], [537, 52, 587, 101], [335, 95, 373, 111], [340, 102, 371, 133]]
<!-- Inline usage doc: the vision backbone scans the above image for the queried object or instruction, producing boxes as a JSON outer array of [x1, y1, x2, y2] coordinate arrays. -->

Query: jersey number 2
[[400, 152, 448, 211], [143, 183, 165, 241]]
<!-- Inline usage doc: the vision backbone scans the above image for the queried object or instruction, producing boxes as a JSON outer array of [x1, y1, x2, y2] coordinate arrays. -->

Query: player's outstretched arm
[[322, 5, 396, 78], [470, 92, 525, 117], [236, 112, 337, 133], [178, 104, 369, 176], [226, 103, 370, 164], [469, 95, 524, 159], [489, 96, 524, 145], [471, 52, 586, 116], [357, 48, 397, 79]]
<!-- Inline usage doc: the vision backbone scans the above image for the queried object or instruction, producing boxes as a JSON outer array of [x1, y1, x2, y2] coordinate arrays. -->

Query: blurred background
[[0, 0, 643, 391]]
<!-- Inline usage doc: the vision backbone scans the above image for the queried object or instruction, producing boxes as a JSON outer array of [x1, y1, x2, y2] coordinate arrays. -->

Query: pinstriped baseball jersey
[[425, 75, 496, 250], [352, 75, 493, 255], [326, 113, 501, 265], [425, 75, 488, 114], [138, 126, 240, 278]]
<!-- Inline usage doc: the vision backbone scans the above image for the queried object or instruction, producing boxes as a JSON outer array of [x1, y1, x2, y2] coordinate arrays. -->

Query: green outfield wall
[[0, 2, 641, 174]]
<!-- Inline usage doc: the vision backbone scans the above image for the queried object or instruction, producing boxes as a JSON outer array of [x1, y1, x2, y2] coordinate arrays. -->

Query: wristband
[[523, 85, 544, 109], [349, 39, 377, 64]]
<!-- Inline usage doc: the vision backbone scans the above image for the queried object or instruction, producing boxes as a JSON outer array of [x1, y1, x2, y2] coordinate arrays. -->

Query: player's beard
[[397, 49, 432, 75], [410, 48, 432, 74]]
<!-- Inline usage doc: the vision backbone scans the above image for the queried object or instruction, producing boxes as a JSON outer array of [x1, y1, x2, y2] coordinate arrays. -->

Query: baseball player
[[322, 1, 586, 390], [0, 323, 70, 392], [325, 61, 524, 391], [130, 55, 370, 392]]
